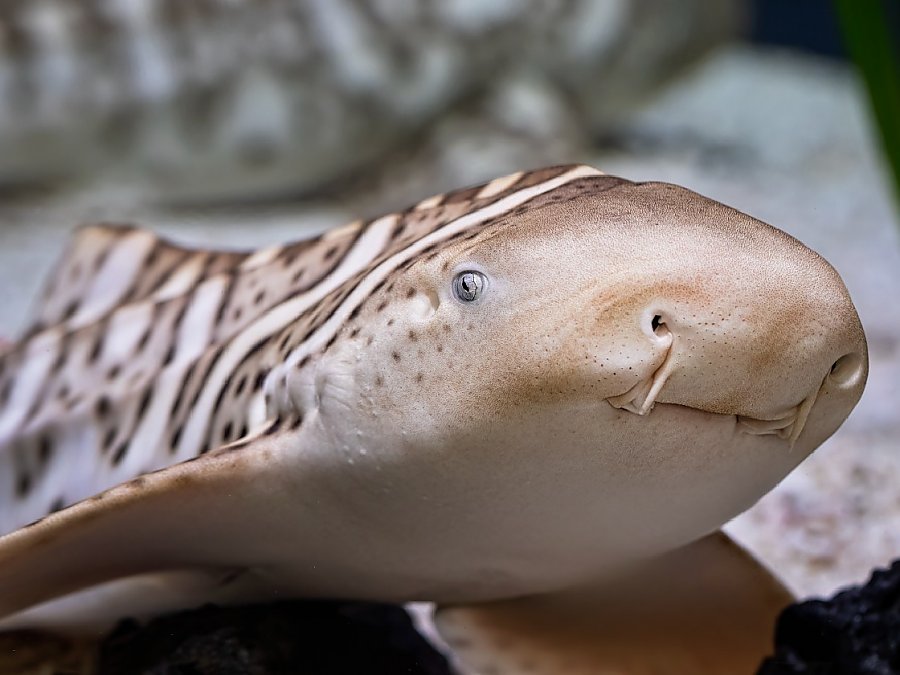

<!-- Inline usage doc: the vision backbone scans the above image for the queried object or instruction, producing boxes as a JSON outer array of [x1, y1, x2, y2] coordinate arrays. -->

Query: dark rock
[[97, 601, 455, 675], [758, 560, 900, 675]]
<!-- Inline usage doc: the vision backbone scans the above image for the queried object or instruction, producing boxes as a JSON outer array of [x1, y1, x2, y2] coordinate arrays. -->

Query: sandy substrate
[[0, 44, 898, 602]]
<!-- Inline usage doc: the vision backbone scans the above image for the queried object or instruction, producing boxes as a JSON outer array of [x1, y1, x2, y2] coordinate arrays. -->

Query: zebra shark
[[0, 0, 735, 205], [0, 165, 867, 669]]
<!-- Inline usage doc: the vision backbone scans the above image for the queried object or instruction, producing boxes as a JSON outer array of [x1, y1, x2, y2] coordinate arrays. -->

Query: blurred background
[[0, 0, 897, 601]]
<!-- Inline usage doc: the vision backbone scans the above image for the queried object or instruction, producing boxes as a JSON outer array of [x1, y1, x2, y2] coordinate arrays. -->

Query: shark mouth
[[606, 345, 823, 446], [735, 385, 821, 445]]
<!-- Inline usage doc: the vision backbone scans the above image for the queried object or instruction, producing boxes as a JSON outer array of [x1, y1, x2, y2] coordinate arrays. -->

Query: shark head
[[295, 174, 866, 592]]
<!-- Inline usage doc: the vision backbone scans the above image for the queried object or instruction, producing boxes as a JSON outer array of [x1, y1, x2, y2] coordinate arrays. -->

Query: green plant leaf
[[835, 0, 900, 209]]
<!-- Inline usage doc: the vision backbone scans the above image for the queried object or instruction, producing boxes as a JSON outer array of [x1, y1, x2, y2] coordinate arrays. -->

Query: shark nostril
[[649, 314, 670, 340], [828, 352, 863, 387]]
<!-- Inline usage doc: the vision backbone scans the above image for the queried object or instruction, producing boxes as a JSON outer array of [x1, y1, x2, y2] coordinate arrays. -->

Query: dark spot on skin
[[387, 319, 395, 327], [376, 301, 388, 312], [170, 426, 183, 451], [107, 364, 121, 379], [408, 330, 417, 341], [392, 352, 401, 362], [163, 344, 177, 366], [137, 389, 152, 416], [375, 375, 384, 386], [349, 327, 360, 339], [415, 373, 423, 383], [16, 473, 31, 497], [95, 395, 111, 418], [102, 428, 117, 452], [366, 336, 374, 346], [136, 328, 152, 353], [38, 436, 53, 465], [88, 335, 104, 362], [111, 442, 128, 466], [62, 301, 79, 320], [324, 246, 339, 261], [49, 498, 65, 514], [406, 288, 416, 298], [235, 376, 247, 395], [443, 324, 452, 333], [437, 344, 443, 353], [292, 268, 306, 284], [51, 349, 67, 373], [143, 246, 159, 269], [371, 279, 389, 297], [254, 290, 266, 305], [264, 417, 284, 436]]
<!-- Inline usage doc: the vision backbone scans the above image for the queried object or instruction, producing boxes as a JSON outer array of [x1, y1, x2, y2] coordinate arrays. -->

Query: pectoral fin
[[435, 532, 789, 675], [0, 427, 296, 627]]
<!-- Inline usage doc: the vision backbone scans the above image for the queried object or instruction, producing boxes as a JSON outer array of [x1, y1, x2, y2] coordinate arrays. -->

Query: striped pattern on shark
[[0, 1, 736, 202], [0, 164, 602, 534]]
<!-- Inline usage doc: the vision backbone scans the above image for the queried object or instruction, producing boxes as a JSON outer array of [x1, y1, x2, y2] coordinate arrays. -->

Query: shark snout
[[608, 248, 867, 444]]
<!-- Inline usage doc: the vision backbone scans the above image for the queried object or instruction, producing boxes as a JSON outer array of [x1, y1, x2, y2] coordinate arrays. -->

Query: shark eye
[[453, 271, 486, 303]]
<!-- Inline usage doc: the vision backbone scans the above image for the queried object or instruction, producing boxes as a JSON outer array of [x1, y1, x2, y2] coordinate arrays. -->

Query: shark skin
[[0, 166, 867, 669]]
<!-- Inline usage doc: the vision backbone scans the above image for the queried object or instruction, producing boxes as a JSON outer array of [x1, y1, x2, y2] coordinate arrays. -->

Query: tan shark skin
[[0, 168, 866, 651]]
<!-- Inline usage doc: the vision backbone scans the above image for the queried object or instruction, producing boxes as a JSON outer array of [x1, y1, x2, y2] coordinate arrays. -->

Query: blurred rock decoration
[[0, 0, 738, 208], [96, 602, 453, 675], [759, 559, 900, 675], [0, 601, 454, 675]]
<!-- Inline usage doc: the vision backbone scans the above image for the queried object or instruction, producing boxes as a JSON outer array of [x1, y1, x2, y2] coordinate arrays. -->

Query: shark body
[[0, 1, 735, 203], [0, 167, 867, 660]]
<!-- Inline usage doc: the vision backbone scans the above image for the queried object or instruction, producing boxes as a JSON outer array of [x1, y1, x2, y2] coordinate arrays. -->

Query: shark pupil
[[453, 271, 485, 302]]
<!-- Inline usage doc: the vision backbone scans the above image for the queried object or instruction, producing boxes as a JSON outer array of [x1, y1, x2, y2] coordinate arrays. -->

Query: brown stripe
[[442, 184, 484, 205], [511, 165, 578, 190]]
